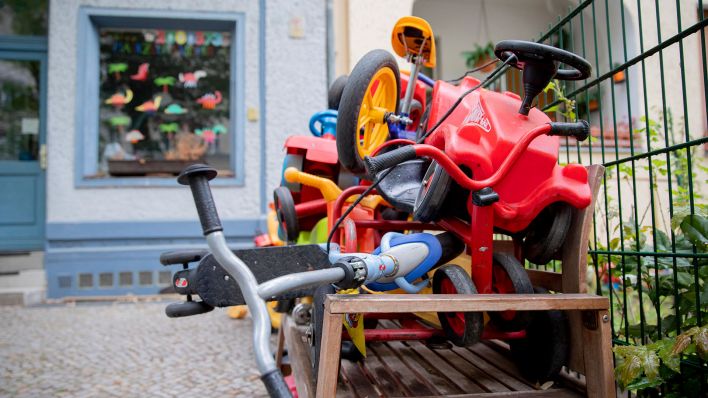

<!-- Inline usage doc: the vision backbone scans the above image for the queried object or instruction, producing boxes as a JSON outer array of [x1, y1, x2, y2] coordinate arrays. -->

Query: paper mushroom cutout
[[164, 103, 187, 115], [178, 70, 207, 88], [125, 130, 145, 144]]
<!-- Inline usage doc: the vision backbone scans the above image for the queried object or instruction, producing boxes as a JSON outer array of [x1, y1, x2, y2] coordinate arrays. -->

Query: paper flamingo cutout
[[196, 91, 222, 110], [130, 63, 149, 81], [178, 70, 207, 88], [104, 89, 133, 108], [135, 96, 163, 113]]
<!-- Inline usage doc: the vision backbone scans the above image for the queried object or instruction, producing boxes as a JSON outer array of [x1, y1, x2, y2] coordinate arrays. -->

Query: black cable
[[445, 58, 499, 84], [325, 54, 517, 254]]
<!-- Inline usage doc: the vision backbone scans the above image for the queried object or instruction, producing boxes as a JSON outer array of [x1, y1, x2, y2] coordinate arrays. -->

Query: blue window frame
[[75, 7, 245, 187]]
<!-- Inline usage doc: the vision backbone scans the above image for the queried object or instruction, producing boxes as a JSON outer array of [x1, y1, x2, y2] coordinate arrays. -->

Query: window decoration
[[98, 28, 232, 177]]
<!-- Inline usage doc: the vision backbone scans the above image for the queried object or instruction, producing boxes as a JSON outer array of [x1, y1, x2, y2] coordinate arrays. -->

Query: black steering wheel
[[494, 40, 591, 81]]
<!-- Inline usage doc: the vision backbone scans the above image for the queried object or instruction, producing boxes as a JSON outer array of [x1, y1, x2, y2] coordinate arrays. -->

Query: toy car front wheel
[[433, 264, 483, 347], [413, 160, 452, 222], [510, 287, 568, 383], [522, 202, 573, 265], [273, 186, 299, 243], [337, 50, 400, 173], [489, 253, 534, 331]]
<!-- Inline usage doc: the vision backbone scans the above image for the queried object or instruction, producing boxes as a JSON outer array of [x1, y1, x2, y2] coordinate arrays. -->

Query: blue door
[[0, 43, 47, 252]]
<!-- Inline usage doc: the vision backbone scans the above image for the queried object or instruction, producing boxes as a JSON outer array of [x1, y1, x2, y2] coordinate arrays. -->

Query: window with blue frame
[[77, 9, 244, 184]]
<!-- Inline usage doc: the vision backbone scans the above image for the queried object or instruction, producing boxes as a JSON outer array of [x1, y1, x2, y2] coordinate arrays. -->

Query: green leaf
[[625, 376, 664, 391], [680, 215, 708, 250]]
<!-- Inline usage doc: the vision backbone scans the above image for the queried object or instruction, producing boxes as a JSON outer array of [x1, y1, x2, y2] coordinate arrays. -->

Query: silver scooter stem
[[207, 231, 276, 375]]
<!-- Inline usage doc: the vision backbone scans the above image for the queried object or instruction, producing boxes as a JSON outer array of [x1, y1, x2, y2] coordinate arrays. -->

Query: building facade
[[0, 0, 329, 300]]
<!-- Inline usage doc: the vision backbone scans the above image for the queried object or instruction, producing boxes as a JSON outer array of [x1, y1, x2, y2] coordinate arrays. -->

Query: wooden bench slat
[[435, 346, 512, 393], [386, 341, 461, 396], [369, 342, 440, 396], [326, 294, 608, 314], [407, 340, 487, 394], [450, 346, 532, 392], [340, 360, 382, 398], [361, 344, 411, 396], [413, 388, 584, 397]]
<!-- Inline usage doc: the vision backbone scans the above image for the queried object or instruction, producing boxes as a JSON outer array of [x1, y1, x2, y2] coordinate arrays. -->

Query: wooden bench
[[282, 165, 614, 397]]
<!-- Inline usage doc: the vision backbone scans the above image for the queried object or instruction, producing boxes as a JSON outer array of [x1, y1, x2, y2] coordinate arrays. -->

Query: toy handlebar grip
[[177, 164, 223, 235], [261, 369, 292, 398], [364, 146, 417, 175], [548, 120, 590, 142]]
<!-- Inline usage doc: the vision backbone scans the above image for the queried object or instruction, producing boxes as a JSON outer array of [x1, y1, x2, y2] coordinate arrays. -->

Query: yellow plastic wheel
[[356, 67, 398, 159], [337, 49, 400, 173]]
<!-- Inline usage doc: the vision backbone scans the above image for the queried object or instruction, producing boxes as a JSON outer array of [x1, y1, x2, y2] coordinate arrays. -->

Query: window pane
[[97, 28, 232, 177], [0, 0, 48, 36], [0, 59, 41, 161]]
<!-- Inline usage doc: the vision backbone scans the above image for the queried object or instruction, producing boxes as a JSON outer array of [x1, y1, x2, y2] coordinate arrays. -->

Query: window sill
[[75, 175, 242, 188]]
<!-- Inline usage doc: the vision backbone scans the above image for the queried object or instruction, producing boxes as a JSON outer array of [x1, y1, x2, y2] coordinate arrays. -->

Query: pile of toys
[[160, 16, 595, 397]]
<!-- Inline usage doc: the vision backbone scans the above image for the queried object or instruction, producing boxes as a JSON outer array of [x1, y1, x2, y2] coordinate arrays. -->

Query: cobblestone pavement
[[0, 302, 268, 397]]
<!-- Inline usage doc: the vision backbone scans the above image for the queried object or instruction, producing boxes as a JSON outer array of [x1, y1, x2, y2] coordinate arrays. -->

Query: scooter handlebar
[[261, 370, 292, 398], [548, 120, 590, 142], [177, 164, 223, 235], [364, 145, 417, 175]]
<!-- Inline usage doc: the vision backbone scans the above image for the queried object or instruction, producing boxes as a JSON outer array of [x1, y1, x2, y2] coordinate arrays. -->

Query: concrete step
[[0, 269, 46, 306]]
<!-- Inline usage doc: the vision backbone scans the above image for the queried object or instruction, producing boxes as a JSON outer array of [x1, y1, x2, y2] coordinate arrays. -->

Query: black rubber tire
[[311, 285, 362, 381], [489, 252, 534, 331], [328, 75, 349, 110], [510, 287, 569, 383], [310, 284, 334, 379], [336, 168, 359, 189], [432, 264, 483, 347], [337, 50, 400, 173], [273, 186, 299, 243], [413, 161, 452, 222], [522, 202, 573, 265], [280, 154, 304, 193]]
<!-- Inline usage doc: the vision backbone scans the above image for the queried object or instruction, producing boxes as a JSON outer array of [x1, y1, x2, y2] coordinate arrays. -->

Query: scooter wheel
[[273, 187, 299, 243], [337, 50, 400, 173], [328, 75, 349, 110], [432, 264, 483, 347], [413, 160, 452, 222], [280, 154, 304, 193], [510, 287, 568, 383], [522, 202, 573, 265], [489, 253, 533, 331]]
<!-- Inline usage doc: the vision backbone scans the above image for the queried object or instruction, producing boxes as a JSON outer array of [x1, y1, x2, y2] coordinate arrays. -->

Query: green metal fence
[[488, 1, 707, 395]]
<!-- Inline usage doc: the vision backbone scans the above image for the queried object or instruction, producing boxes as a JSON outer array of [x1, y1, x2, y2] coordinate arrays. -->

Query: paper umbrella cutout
[[164, 103, 187, 115], [125, 130, 145, 143]]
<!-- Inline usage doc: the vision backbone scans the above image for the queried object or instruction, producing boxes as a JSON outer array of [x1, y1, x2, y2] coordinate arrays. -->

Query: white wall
[[46, 0, 327, 223]]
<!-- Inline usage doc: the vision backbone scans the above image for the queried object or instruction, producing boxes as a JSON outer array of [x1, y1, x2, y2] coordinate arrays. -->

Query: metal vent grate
[[78, 273, 93, 288], [99, 273, 113, 287], [58, 275, 72, 289], [119, 272, 133, 286], [138, 271, 153, 286]]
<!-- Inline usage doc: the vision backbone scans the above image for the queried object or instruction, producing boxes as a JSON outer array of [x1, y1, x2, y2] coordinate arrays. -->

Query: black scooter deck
[[171, 244, 331, 307]]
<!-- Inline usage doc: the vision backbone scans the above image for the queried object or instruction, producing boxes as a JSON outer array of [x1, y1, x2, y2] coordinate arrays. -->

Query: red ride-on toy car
[[340, 36, 594, 381]]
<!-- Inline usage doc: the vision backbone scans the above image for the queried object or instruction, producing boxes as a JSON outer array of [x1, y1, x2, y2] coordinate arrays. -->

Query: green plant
[[461, 42, 495, 69], [590, 108, 707, 396], [614, 325, 707, 393], [543, 80, 576, 121]]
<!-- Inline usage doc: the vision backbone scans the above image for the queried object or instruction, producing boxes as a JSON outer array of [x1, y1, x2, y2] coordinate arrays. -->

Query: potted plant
[[462, 42, 496, 73]]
